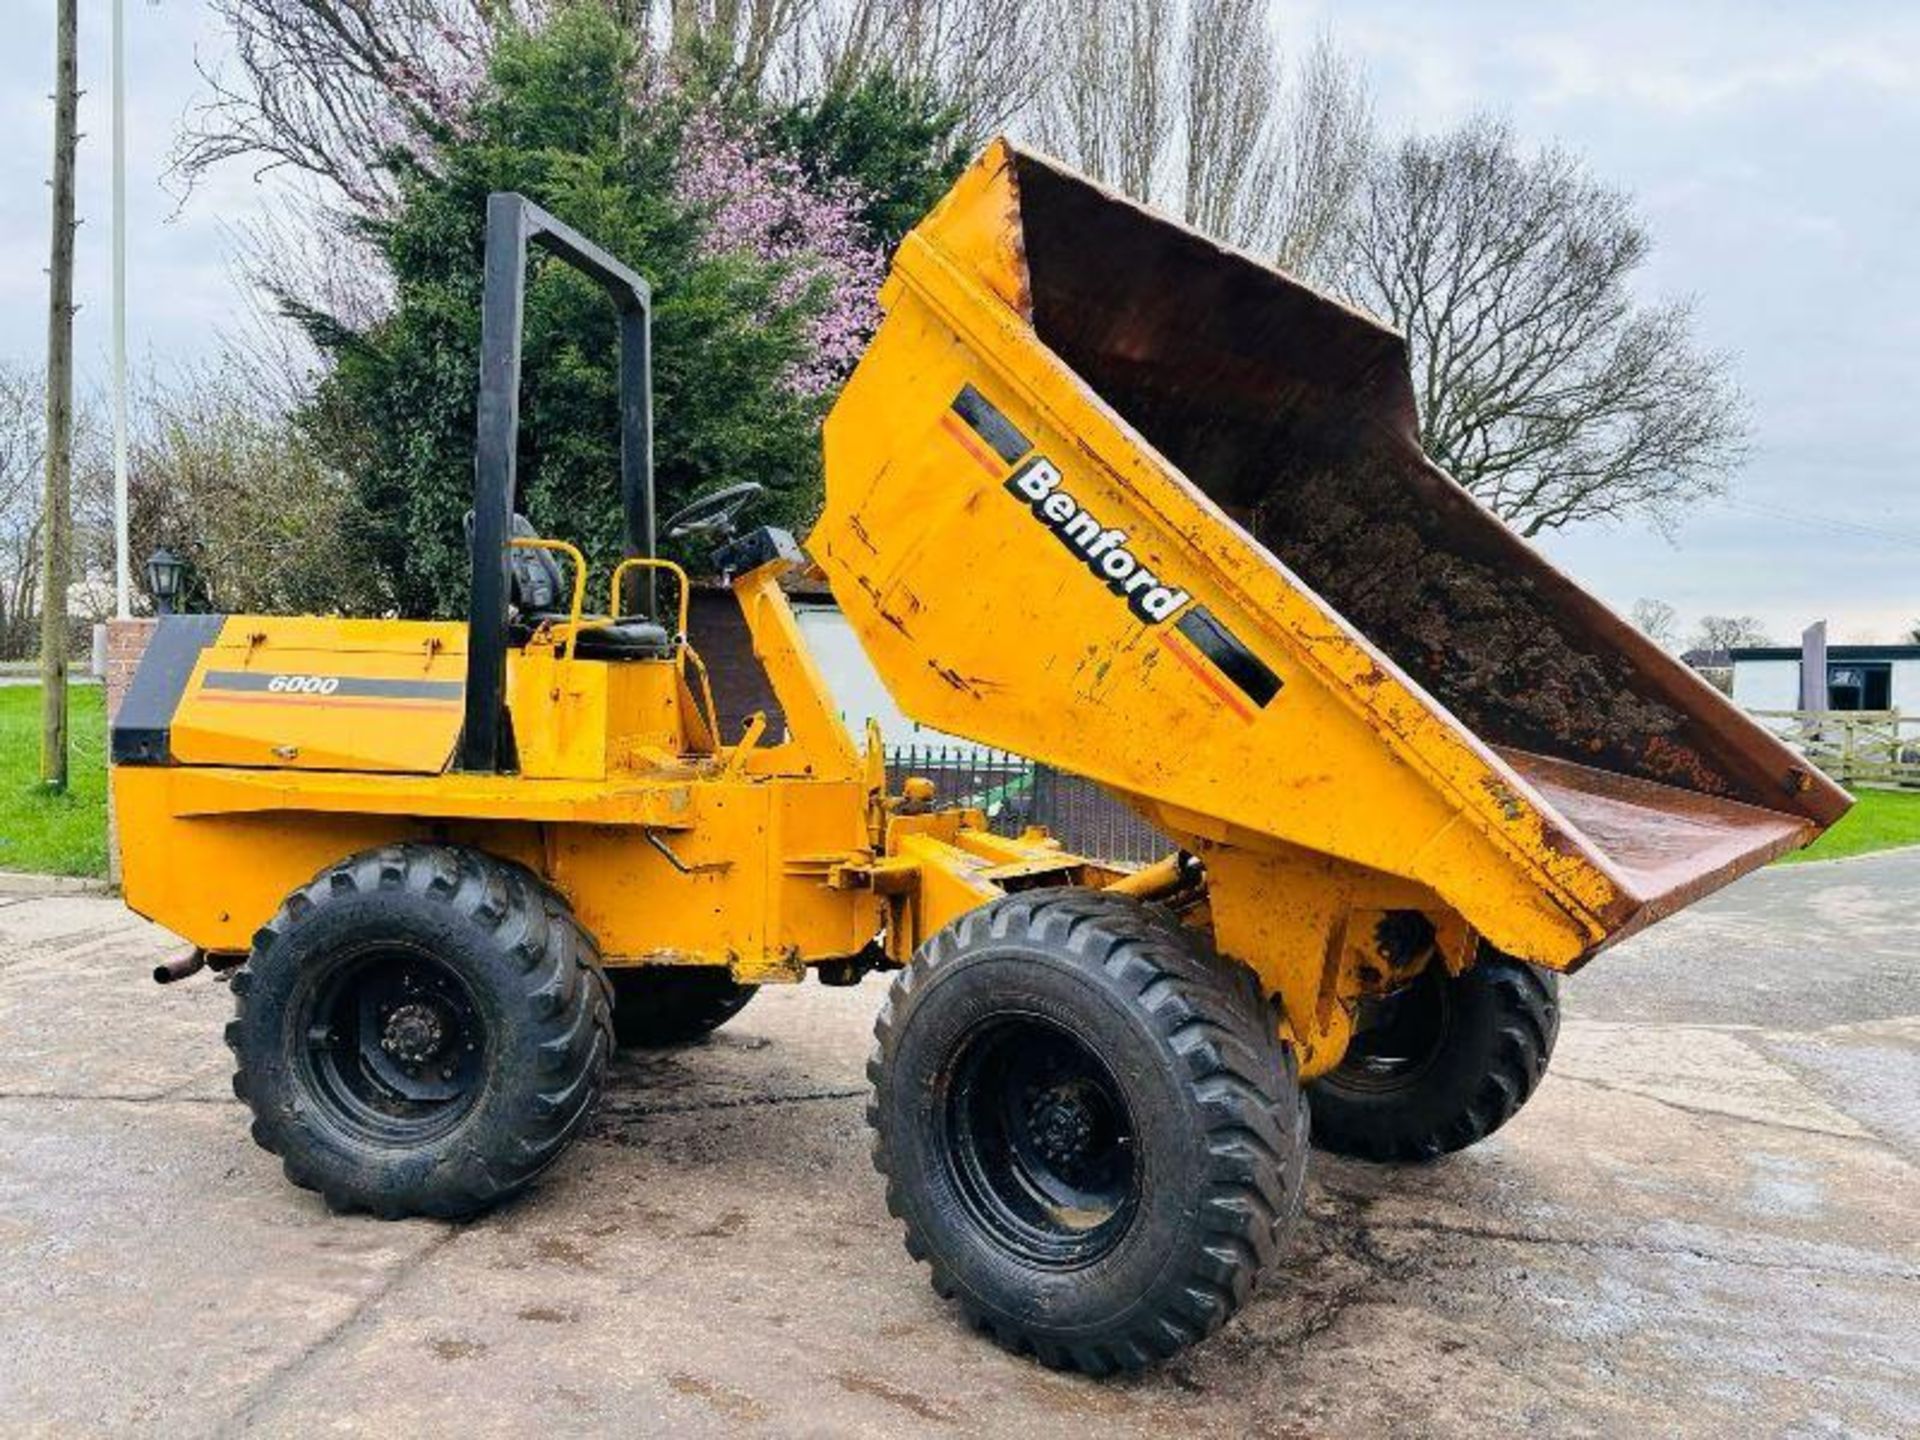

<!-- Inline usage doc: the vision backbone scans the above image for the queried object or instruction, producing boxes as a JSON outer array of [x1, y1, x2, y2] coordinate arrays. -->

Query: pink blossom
[[671, 107, 885, 398], [384, 19, 886, 398]]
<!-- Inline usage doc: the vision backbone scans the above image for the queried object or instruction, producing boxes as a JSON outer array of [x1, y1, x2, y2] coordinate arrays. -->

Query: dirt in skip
[[1247, 458, 1729, 795]]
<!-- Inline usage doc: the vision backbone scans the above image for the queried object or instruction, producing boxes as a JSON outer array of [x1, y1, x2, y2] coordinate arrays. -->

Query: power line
[[1716, 496, 1920, 552]]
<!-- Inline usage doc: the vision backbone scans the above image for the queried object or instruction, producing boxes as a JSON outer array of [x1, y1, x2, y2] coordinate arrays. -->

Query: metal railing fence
[[884, 744, 1171, 867]]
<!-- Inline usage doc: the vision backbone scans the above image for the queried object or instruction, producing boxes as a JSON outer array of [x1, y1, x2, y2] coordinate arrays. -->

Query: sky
[[2, 0, 1917, 644]]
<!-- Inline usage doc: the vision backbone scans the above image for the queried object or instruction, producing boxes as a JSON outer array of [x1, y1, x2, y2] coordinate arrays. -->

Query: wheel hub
[[301, 946, 487, 1136], [1026, 1086, 1096, 1165], [943, 1016, 1139, 1269], [1335, 964, 1452, 1092], [380, 1001, 447, 1065]]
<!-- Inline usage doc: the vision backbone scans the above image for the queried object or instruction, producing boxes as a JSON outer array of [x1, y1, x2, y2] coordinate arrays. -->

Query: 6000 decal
[[199, 671, 464, 702], [266, 674, 341, 695]]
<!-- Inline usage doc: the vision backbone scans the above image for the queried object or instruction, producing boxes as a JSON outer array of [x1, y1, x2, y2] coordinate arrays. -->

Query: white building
[[790, 601, 987, 753], [1730, 644, 1920, 713]]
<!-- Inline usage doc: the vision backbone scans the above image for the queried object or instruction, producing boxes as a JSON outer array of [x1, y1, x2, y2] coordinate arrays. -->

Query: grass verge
[[1778, 786, 1920, 864], [0, 684, 108, 878]]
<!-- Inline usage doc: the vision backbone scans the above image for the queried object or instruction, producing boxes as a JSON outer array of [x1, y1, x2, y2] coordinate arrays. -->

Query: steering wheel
[[663, 482, 765, 542]]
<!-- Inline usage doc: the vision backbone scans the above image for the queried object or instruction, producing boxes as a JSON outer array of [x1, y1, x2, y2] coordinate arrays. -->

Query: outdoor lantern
[[146, 547, 186, 616]]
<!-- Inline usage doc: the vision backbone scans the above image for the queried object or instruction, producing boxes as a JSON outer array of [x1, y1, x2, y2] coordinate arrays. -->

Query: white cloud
[[1513, 34, 1920, 115]]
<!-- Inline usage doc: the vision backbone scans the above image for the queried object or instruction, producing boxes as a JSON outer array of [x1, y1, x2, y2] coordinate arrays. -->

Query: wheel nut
[[380, 1001, 448, 1064]]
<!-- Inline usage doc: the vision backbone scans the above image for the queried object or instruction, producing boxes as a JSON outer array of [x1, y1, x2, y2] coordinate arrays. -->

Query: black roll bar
[[458, 192, 654, 774]]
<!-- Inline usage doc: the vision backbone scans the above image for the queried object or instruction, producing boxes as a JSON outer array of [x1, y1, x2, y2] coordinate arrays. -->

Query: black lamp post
[[146, 547, 186, 616]]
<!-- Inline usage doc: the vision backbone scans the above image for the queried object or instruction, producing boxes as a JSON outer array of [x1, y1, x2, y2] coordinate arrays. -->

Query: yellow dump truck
[[110, 144, 1848, 1373]]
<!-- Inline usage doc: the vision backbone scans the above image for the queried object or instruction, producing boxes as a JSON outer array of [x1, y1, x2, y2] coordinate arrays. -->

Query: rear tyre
[[228, 844, 613, 1219], [869, 891, 1309, 1375], [1307, 952, 1558, 1162], [607, 966, 758, 1048]]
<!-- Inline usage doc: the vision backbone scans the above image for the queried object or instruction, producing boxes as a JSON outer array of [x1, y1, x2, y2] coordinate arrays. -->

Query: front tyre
[[869, 891, 1309, 1374], [228, 844, 613, 1219], [1307, 951, 1558, 1162]]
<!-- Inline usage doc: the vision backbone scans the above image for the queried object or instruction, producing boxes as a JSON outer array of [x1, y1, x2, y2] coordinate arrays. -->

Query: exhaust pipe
[[153, 949, 208, 985]]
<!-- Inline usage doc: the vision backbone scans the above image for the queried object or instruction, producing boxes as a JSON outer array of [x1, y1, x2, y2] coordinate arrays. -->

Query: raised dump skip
[[1007, 149, 1851, 902], [1014, 153, 1743, 802], [816, 140, 1849, 967]]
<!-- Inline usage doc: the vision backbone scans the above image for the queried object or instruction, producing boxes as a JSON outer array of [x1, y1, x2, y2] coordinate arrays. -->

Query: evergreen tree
[[299, 8, 890, 617]]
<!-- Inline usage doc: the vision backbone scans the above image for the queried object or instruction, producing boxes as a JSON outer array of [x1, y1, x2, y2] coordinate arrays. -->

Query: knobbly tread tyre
[[606, 966, 758, 1048], [227, 843, 612, 1219], [868, 889, 1309, 1375], [1308, 952, 1558, 1163]]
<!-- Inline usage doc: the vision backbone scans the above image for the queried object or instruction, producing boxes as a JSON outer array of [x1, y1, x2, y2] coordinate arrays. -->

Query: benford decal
[[1005, 457, 1191, 625], [943, 382, 1283, 717]]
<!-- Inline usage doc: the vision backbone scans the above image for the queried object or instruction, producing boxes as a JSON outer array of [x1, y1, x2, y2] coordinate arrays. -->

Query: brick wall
[[103, 618, 157, 723], [101, 619, 156, 885]]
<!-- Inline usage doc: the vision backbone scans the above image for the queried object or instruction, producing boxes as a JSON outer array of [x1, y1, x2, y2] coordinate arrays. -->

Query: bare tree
[[1628, 597, 1681, 651], [793, 0, 1051, 135], [1269, 33, 1372, 281], [1026, 6, 1370, 258], [121, 366, 387, 616], [1180, 0, 1282, 247], [1334, 115, 1748, 538], [220, 196, 396, 410], [172, 0, 535, 211], [6, 362, 372, 634], [1033, 0, 1175, 203], [0, 366, 48, 659], [671, 0, 814, 93], [178, 0, 1055, 217], [0, 368, 121, 656], [1690, 615, 1773, 655]]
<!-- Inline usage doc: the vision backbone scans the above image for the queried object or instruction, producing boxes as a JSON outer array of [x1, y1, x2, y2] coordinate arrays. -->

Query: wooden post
[[38, 0, 78, 792]]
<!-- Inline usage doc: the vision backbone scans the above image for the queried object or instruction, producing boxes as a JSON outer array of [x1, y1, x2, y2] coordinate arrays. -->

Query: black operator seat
[[571, 618, 673, 661], [493, 512, 676, 661]]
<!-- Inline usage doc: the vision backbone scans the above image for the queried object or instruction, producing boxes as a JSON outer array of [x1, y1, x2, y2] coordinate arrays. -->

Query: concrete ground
[[2, 852, 1916, 1438]]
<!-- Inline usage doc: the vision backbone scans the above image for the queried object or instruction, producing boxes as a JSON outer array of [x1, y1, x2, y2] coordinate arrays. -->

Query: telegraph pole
[[40, 0, 78, 792], [112, 0, 130, 619]]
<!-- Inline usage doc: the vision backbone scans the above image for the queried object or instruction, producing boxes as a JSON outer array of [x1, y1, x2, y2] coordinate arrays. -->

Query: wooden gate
[[1749, 710, 1920, 787]]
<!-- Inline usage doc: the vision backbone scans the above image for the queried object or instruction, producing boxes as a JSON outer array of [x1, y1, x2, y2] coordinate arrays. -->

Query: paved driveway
[[2, 851, 1917, 1437]]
